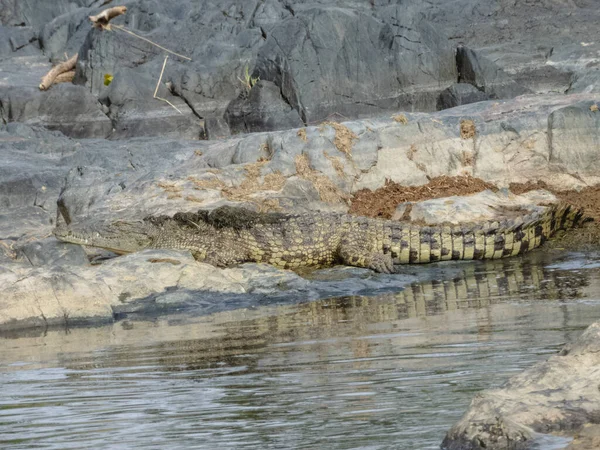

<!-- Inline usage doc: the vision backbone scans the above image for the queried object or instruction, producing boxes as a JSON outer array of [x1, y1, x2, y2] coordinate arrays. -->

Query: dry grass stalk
[[0, 240, 16, 259], [157, 181, 183, 192], [321, 121, 358, 157], [257, 198, 281, 212], [460, 119, 476, 139], [39, 54, 78, 90], [222, 162, 286, 201], [297, 128, 308, 142], [392, 113, 408, 124], [112, 24, 191, 60], [323, 151, 346, 178], [295, 154, 348, 204], [90, 6, 191, 61], [189, 163, 286, 205], [184, 195, 205, 203], [461, 151, 474, 166], [153, 55, 183, 114], [407, 144, 418, 161], [189, 176, 226, 190], [89, 6, 127, 30]]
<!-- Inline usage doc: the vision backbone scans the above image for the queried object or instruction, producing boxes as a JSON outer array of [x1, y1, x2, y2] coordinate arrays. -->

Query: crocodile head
[[54, 218, 156, 254]]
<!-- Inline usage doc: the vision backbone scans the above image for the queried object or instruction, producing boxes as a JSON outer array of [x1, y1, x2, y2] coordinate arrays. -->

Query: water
[[2, 252, 600, 449]]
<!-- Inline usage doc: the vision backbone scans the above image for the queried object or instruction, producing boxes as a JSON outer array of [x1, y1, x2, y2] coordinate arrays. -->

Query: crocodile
[[53, 204, 586, 273]]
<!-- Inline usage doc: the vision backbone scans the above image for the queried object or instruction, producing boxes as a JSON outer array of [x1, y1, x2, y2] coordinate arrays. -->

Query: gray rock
[[457, 46, 531, 100], [0, 25, 40, 58], [16, 238, 88, 267], [442, 321, 600, 449], [225, 80, 304, 133], [204, 116, 231, 140], [549, 101, 600, 173], [0, 249, 417, 330], [437, 83, 489, 110], [39, 7, 93, 62], [255, 4, 457, 125], [0, 0, 93, 29], [392, 189, 556, 225], [0, 82, 112, 139]]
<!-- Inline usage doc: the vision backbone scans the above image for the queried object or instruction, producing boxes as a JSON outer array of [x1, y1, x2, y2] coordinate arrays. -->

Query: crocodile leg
[[337, 239, 395, 273]]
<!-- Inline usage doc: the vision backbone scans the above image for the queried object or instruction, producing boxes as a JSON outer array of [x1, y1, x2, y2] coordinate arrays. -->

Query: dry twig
[[39, 54, 78, 90], [153, 55, 183, 114], [112, 24, 192, 61]]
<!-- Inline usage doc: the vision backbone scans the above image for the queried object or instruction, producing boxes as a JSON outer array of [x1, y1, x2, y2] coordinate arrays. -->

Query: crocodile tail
[[499, 204, 587, 258]]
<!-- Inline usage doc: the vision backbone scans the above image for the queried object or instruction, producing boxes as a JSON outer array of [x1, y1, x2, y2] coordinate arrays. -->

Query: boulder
[[225, 80, 304, 133], [0, 25, 40, 57], [457, 46, 531, 100], [549, 101, 600, 173], [255, 3, 457, 125], [392, 189, 557, 224], [423, 0, 600, 94], [442, 321, 600, 449], [437, 83, 489, 110]]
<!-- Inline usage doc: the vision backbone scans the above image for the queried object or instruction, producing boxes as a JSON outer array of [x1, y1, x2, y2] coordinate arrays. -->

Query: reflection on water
[[2, 252, 600, 449]]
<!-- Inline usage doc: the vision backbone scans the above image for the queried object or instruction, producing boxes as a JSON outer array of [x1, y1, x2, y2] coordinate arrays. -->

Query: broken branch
[[39, 54, 78, 90], [89, 6, 127, 30], [54, 70, 76, 84]]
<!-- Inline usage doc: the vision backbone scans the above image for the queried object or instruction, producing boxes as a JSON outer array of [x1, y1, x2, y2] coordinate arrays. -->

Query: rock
[[0, 25, 40, 57], [442, 321, 600, 449], [48, 93, 600, 228], [437, 83, 489, 110], [225, 80, 304, 133], [0, 0, 93, 30], [204, 116, 231, 140], [423, 0, 600, 95], [0, 57, 112, 139], [1, 84, 112, 138], [549, 101, 600, 173], [255, 4, 457, 125], [392, 189, 557, 224], [567, 424, 600, 450], [92, 63, 203, 140], [15, 238, 88, 267], [0, 249, 416, 330], [39, 6, 93, 62], [457, 46, 531, 100]]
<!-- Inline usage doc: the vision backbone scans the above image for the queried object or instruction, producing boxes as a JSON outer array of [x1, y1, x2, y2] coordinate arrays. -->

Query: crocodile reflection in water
[[132, 255, 590, 372]]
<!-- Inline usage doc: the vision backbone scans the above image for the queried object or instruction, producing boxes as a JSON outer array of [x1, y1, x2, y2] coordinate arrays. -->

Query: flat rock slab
[[393, 189, 557, 224], [0, 249, 418, 331], [442, 321, 600, 450]]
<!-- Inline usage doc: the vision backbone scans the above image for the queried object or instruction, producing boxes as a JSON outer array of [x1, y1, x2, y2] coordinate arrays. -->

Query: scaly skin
[[53, 204, 586, 273]]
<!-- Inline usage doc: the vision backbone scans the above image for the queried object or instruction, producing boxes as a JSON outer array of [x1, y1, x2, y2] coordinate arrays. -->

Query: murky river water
[[2, 251, 600, 449]]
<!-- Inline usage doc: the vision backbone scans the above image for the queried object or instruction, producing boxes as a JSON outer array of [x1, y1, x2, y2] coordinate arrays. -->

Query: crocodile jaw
[[53, 220, 154, 254]]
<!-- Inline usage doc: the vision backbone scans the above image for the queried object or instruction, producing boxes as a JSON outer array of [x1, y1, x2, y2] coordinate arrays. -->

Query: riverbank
[[2, 250, 600, 449]]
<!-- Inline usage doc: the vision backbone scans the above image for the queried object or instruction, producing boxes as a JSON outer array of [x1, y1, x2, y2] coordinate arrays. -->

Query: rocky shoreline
[[2, 0, 600, 448]]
